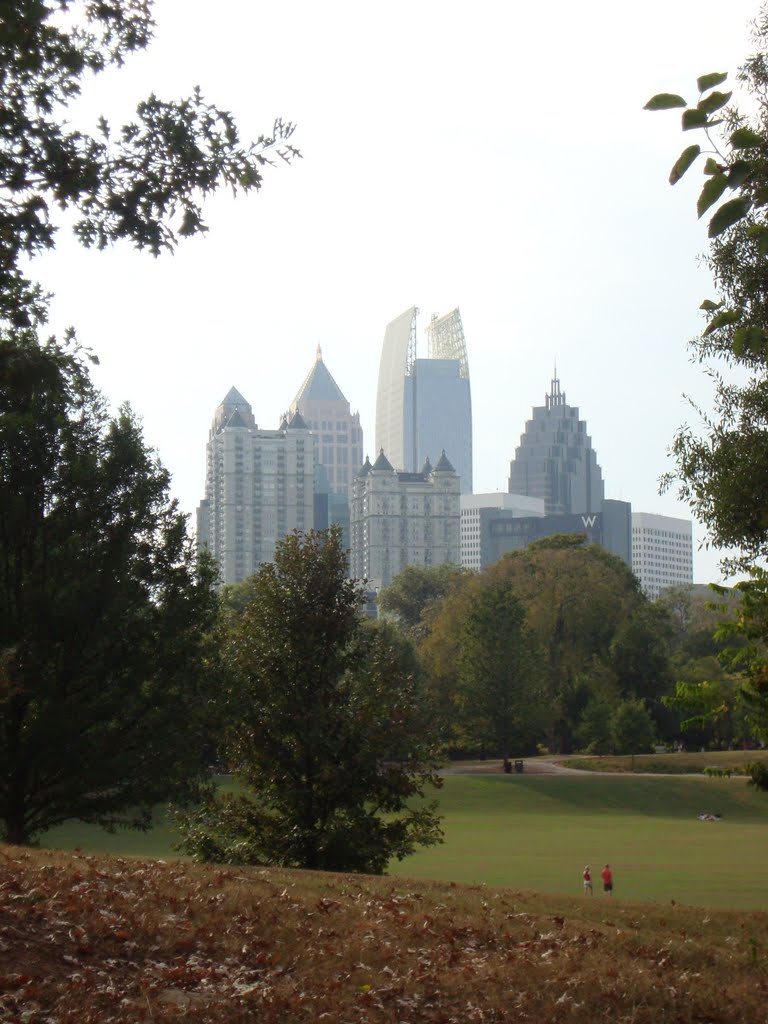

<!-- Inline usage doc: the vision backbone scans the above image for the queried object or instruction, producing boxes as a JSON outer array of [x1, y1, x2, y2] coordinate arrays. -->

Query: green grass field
[[39, 771, 768, 909]]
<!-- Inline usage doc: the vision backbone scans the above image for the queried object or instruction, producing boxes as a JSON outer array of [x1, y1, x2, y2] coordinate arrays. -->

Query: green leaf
[[669, 144, 701, 185], [682, 108, 709, 130], [697, 72, 728, 93], [700, 299, 724, 311], [708, 197, 752, 237], [696, 173, 728, 217], [727, 160, 752, 190], [697, 90, 732, 115], [748, 225, 768, 257], [703, 157, 721, 175], [702, 308, 739, 336], [644, 92, 687, 110], [730, 127, 764, 149], [732, 325, 766, 357]]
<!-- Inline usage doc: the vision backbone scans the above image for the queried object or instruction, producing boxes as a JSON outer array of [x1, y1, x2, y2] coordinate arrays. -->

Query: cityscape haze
[[26, 0, 762, 588]]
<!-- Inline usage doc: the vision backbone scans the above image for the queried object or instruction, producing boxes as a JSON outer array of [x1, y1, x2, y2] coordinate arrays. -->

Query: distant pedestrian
[[601, 863, 613, 895], [582, 865, 592, 894]]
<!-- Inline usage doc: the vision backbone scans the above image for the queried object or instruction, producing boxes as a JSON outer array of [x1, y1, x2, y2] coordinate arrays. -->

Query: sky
[[30, 0, 766, 586]]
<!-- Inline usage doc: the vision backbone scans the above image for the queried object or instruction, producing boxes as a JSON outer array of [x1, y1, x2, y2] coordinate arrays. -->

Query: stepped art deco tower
[[375, 306, 473, 493], [508, 373, 604, 515]]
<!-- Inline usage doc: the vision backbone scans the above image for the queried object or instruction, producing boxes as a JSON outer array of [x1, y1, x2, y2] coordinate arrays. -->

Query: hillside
[[3, 846, 767, 1022]]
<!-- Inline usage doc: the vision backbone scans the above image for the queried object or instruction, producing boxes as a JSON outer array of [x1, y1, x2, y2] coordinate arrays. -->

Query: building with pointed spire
[[197, 388, 315, 585], [375, 306, 473, 493], [289, 345, 363, 498], [508, 372, 604, 515], [350, 447, 461, 590]]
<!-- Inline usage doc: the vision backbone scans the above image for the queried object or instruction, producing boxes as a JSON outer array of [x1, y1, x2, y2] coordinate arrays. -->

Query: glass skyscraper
[[375, 306, 473, 493]]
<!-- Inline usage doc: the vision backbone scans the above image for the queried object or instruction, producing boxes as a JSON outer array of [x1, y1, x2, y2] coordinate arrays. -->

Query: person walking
[[601, 863, 613, 895], [582, 865, 593, 895]]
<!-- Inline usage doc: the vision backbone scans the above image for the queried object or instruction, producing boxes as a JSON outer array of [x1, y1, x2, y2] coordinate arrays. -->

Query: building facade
[[469, 499, 632, 570], [289, 345, 363, 498], [508, 374, 604, 515], [461, 493, 545, 570], [375, 306, 473, 493], [197, 387, 315, 586], [631, 512, 694, 600], [350, 449, 461, 591]]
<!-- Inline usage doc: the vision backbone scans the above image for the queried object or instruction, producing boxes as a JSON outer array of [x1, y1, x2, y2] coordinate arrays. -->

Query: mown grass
[[388, 773, 768, 908], [39, 769, 768, 910], [556, 748, 768, 774]]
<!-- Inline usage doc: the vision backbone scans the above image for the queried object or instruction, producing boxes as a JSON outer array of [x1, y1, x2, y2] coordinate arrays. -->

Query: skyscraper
[[508, 374, 604, 515], [197, 387, 315, 586], [375, 306, 473, 492], [289, 345, 363, 498]]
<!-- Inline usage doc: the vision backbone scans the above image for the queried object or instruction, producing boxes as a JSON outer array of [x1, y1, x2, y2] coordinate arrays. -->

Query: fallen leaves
[[0, 846, 766, 1022]]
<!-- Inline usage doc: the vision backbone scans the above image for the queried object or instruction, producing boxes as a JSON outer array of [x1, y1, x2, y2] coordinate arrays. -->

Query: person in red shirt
[[601, 863, 613, 895], [582, 865, 593, 894]]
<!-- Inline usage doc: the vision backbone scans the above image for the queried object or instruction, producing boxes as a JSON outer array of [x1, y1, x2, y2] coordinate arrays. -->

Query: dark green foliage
[[378, 563, 470, 634], [177, 529, 443, 874], [610, 700, 656, 758], [457, 581, 539, 762], [649, 11, 768, 568], [576, 698, 613, 755], [746, 760, 768, 789], [0, 0, 298, 328], [0, 331, 220, 844]]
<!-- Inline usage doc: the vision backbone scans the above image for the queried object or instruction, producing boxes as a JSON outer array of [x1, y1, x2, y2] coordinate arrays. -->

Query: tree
[[378, 563, 470, 634], [610, 700, 656, 766], [0, 332, 220, 844], [1, 0, 298, 329], [456, 580, 541, 765], [576, 698, 613, 755], [646, 10, 768, 568], [177, 529, 443, 874], [488, 537, 652, 752]]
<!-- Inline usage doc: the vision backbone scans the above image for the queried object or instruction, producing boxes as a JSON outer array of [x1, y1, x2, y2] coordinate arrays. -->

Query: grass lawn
[[39, 771, 768, 909], [555, 749, 768, 774]]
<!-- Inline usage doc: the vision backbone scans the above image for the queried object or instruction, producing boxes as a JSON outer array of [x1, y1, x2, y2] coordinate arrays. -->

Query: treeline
[[378, 549, 751, 761]]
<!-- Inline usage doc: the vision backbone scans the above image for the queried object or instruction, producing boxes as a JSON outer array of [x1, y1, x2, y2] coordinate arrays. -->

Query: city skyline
[[28, 0, 761, 587]]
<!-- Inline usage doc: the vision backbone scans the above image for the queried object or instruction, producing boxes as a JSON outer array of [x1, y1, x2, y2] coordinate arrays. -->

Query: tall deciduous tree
[[1, 0, 298, 328], [646, 8, 768, 741], [488, 537, 651, 752], [0, 332, 219, 844], [178, 529, 443, 875], [646, 9, 768, 568], [378, 563, 470, 634], [457, 580, 540, 765]]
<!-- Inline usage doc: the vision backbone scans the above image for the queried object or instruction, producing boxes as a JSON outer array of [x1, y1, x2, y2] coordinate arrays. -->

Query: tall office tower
[[350, 449, 461, 591], [289, 345, 363, 498], [196, 387, 315, 586], [631, 512, 694, 600], [508, 374, 604, 515], [375, 306, 473, 493]]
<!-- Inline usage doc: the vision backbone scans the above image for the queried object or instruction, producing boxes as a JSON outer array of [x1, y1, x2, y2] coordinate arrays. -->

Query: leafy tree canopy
[[378, 563, 470, 633], [647, 8, 768, 568], [178, 529, 443, 874], [1, 0, 298, 328], [0, 331, 220, 844]]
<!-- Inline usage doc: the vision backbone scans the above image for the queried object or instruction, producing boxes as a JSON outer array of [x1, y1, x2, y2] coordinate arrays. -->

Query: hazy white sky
[[31, 0, 764, 585]]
